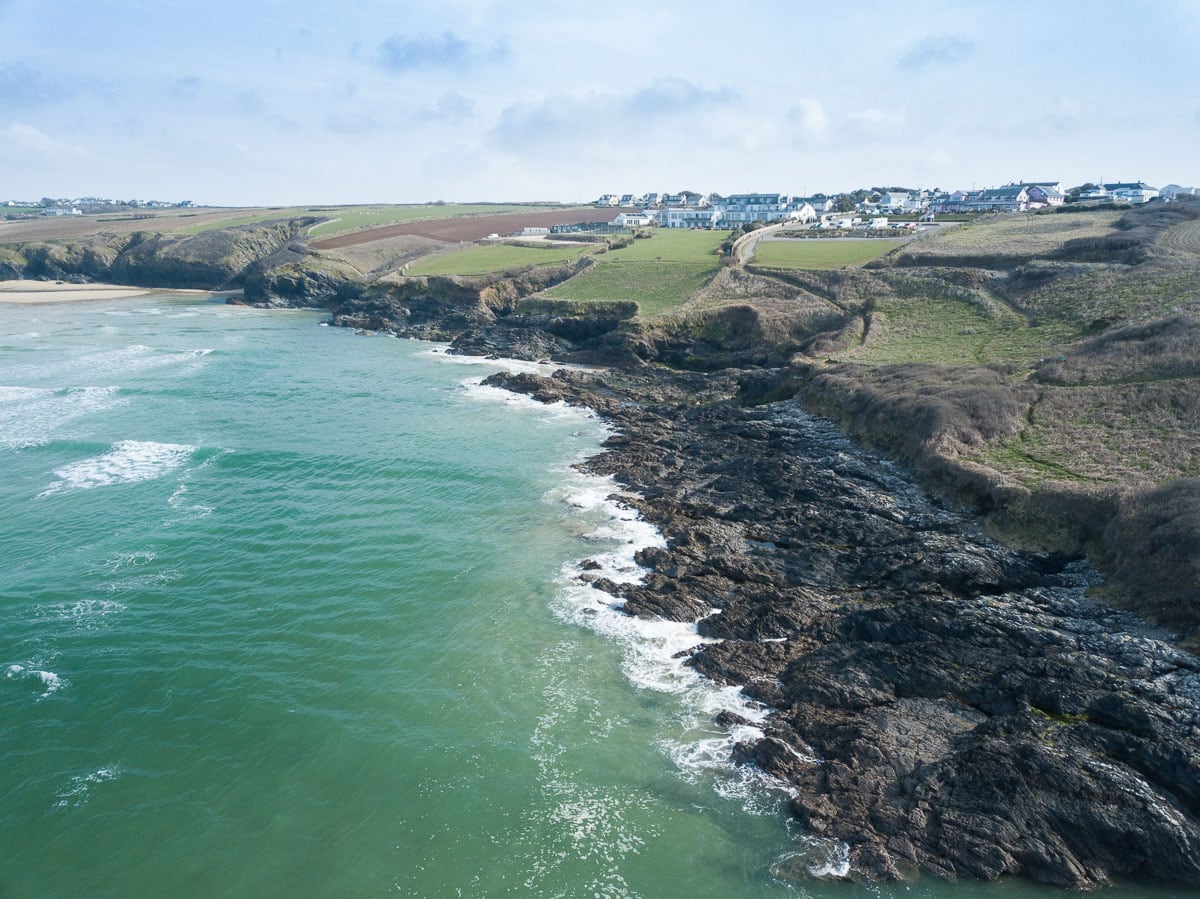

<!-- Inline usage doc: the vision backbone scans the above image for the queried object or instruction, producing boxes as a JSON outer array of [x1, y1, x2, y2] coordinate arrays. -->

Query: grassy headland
[[745, 203, 1200, 637], [751, 237, 908, 269]]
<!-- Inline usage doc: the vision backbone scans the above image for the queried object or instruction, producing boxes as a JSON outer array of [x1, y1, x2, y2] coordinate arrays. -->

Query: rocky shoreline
[[485, 365, 1200, 890]]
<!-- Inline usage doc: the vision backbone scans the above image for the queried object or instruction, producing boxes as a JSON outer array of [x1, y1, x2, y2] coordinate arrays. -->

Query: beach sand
[[0, 280, 207, 304]]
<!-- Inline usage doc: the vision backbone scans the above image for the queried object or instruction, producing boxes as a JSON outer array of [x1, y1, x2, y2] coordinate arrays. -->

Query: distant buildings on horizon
[[592, 180, 1196, 228], [1, 197, 194, 217]]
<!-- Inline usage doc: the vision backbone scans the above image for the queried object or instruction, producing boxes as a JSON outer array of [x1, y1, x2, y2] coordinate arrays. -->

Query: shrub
[[1104, 479, 1200, 629]]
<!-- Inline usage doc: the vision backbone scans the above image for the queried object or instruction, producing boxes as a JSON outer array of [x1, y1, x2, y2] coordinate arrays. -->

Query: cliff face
[[487, 366, 1200, 892], [3, 219, 320, 291]]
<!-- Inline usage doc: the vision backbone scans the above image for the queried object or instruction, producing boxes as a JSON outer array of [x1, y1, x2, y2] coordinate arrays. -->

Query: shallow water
[[0, 296, 1180, 897]]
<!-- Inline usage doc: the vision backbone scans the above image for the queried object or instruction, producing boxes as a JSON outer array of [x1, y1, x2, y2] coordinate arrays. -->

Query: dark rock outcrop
[[486, 366, 1200, 891]]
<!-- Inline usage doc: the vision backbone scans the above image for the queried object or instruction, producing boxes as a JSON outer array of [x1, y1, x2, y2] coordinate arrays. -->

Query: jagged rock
[[491, 366, 1200, 892]]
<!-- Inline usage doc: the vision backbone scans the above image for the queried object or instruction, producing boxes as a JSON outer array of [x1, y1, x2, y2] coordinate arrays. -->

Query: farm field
[[753, 238, 907, 269], [538, 229, 730, 317], [404, 242, 593, 276], [0, 207, 262, 241], [310, 207, 637, 248], [305, 204, 563, 239]]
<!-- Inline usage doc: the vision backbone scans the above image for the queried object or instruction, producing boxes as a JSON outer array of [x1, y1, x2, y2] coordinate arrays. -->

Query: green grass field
[[404, 242, 592, 276], [845, 292, 1073, 368], [307, 204, 562, 238], [753, 238, 908, 269], [538, 229, 729, 317], [602, 229, 729, 263], [539, 262, 718, 318], [172, 204, 563, 237], [171, 208, 326, 235]]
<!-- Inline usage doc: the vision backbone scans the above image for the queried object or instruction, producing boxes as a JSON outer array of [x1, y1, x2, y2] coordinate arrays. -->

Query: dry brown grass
[[893, 210, 1124, 264]]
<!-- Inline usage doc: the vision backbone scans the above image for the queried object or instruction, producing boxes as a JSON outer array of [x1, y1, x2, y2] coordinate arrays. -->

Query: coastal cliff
[[4, 203, 1199, 888], [485, 366, 1200, 889]]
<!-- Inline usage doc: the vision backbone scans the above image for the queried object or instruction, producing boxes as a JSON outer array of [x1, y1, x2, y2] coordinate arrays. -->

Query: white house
[[717, 193, 786, 224], [879, 191, 925, 213], [660, 207, 721, 229], [1104, 182, 1159, 204], [613, 212, 653, 227]]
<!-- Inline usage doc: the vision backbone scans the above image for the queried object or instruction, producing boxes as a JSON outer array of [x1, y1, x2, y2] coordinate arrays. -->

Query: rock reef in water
[[486, 367, 1200, 890]]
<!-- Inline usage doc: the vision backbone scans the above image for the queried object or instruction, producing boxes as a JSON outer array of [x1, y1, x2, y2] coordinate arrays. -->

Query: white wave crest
[[6, 663, 67, 699], [0, 385, 124, 449], [54, 765, 122, 810], [40, 440, 197, 496]]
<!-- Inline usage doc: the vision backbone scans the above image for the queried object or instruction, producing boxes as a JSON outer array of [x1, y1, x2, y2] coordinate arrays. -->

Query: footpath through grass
[[540, 229, 730, 317], [753, 238, 908, 269]]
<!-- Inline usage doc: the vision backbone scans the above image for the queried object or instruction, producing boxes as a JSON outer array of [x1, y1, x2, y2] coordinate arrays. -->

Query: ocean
[[0, 294, 1175, 898]]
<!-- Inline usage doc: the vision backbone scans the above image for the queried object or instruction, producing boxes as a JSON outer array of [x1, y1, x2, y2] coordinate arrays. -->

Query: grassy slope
[[306, 204, 562, 238], [776, 203, 1200, 633], [539, 230, 729, 317], [405, 242, 593, 276], [172, 204, 561, 237], [753, 238, 907, 269]]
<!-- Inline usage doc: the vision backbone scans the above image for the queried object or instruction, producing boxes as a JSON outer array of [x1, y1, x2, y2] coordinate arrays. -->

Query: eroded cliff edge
[[484, 366, 1200, 889]]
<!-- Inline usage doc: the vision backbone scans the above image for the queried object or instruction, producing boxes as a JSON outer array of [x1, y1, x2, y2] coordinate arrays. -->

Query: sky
[[1, 0, 1198, 206]]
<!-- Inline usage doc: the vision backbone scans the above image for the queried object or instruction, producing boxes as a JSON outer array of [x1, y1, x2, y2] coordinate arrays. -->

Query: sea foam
[[40, 440, 197, 496], [469, 366, 801, 814], [0, 385, 124, 449], [6, 662, 67, 699], [54, 765, 123, 810]]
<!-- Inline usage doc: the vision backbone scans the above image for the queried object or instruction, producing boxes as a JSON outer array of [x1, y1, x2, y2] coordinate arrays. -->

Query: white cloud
[[1, 122, 94, 159], [791, 99, 830, 140]]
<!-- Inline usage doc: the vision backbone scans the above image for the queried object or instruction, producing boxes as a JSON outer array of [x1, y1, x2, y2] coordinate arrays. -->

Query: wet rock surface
[[486, 365, 1200, 890]]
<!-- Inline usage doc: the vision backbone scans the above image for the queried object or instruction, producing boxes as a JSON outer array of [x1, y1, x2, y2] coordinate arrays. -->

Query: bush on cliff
[[1035, 314, 1200, 384], [1104, 479, 1200, 637]]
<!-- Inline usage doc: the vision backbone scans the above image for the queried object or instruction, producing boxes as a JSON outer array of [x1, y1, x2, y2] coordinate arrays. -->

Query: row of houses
[[599, 179, 1170, 228], [603, 193, 836, 229]]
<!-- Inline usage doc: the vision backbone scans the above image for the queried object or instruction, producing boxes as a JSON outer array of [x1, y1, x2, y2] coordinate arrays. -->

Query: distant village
[[1, 197, 194, 218], [588, 181, 1200, 230]]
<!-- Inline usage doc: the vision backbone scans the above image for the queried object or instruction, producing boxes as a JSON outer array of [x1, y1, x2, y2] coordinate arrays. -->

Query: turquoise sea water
[[0, 295, 1181, 898]]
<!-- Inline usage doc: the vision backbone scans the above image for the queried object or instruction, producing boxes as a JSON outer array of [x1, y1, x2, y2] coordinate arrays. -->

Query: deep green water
[[0, 296, 1182, 898]]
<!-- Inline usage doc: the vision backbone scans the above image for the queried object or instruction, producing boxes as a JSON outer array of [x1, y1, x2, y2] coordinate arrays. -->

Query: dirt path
[[1159, 219, 1200, 253]]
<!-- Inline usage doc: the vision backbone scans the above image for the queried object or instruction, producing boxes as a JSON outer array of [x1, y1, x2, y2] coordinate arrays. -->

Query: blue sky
[[2, 1, 1197, 205]]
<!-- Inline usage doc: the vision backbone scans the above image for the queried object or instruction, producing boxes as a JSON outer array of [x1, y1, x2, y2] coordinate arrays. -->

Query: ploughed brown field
[[0, 208, 253, 241], [309, 207, 641, 249]]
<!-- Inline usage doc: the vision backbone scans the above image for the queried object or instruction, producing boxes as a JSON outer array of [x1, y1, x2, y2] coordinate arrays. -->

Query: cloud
[[897, 35, 975, 72], [790, 99, 830, 140], [492, 78, 739, 150], [376, 31, 508, 72], [626, 79, 737, 116], [235, 91, 266, 116], [409, 92, 475, 124], [324, 111, 382, 134], [1, 122, 94, 159], [844, 106, 907, 136], [0, 63, 74, 106], [171, 76, 202, 101]]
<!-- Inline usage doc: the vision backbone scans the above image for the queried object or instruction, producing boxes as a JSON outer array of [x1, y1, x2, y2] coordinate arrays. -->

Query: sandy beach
[[0, 280, 206, 304]]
